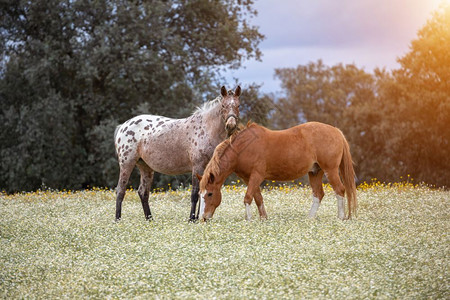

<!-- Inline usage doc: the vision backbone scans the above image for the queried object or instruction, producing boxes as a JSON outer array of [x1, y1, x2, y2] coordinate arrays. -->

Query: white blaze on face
[[199, 190, 206, 218]]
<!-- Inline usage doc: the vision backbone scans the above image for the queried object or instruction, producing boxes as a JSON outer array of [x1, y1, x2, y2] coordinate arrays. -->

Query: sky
[[224, 0, 445, 94]]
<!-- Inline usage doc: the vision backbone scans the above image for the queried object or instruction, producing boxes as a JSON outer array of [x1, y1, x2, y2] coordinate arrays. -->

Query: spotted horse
[[114, 86, 241, 221]]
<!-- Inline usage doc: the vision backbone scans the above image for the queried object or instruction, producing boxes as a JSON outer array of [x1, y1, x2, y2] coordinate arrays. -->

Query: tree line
[[1, 1, 448, 192], [272, 6, 450, 188]]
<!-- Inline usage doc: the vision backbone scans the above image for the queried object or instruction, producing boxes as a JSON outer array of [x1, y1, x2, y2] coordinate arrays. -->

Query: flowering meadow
[[0, 182, 448, 299]]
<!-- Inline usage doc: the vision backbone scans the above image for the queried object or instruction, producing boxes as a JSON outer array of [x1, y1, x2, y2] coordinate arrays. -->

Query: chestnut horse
[[197, 122, 357, 221], [114, 86, 241, 221]]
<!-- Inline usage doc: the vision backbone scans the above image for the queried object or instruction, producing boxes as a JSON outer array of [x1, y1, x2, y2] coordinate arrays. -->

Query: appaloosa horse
[[197, 122, 357, 221], [114, 86, 241, 221]]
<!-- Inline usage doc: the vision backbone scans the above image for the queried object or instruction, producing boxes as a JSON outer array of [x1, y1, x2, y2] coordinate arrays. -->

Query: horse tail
[[339, 132, 357, 219]]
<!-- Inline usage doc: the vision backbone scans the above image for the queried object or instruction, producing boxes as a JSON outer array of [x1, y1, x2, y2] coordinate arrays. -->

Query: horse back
[[115, 114, 193, 174], [256, 122, 345, 180], [298, 122, 344, 160]]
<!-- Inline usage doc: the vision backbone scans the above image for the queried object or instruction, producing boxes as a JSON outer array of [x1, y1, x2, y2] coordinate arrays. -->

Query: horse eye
[[207, 192, 213, 197]]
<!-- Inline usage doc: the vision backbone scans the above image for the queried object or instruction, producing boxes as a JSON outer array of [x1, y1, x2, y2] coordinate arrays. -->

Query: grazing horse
[[197, 122, 357, 221], [114, 86, 241, 221]]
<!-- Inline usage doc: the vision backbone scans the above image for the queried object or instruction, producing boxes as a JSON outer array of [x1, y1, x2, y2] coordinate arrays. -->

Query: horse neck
[[217, 125, 260, 178], [215, 141, 238, 183], [200, 101, 226, 141]]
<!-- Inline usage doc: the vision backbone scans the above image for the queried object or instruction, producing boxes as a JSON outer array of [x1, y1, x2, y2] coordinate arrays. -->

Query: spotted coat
[[114, 85, 242, 221]]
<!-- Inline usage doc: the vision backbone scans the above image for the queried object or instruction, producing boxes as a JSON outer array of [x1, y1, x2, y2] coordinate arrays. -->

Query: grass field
[[0, 182, 448, 299]]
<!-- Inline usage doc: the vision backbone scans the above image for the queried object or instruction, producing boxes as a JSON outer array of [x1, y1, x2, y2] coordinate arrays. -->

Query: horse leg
[[325, 168, 346, 220], [115, 164, 134, 221], [189, 187, 199, 221], [136, 160, 154, 221], [243, 175, 263, 221], [253, 186, 268, 220], [308, 169, 325, 218], [189, 169, 202, 222]]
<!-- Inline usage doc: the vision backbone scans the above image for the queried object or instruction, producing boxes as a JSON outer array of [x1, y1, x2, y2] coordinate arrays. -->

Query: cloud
[[256, 0, 440, 48], [226, 45, 401, 94], [225, 0, 443, 93]]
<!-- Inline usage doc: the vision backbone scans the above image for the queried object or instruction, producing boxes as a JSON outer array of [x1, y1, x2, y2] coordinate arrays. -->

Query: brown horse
[[197, 122, 357, 221], [114, 86, 241, 221]]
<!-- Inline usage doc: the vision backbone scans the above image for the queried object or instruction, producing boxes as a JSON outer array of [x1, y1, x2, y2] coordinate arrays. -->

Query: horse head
[[220, 86, 241, 135], [196, 173, 222, 221]]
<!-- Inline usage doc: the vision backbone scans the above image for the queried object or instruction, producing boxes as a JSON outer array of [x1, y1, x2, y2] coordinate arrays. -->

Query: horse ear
[[221, 86, 227, 97], [208, 173, 215, 184], [235, 86, 241, 97], [195, 173, 202, 181]]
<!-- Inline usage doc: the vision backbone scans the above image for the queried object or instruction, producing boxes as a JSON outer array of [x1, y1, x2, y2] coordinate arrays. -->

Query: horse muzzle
[[201, 213, 212, 222], [225, 114, 238, 133]]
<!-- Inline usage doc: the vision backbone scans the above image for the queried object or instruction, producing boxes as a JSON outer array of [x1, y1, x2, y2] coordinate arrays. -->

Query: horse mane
[[193, 96, 221, 115], [193, 89, 236, 115], [201, 121, 255, 189]]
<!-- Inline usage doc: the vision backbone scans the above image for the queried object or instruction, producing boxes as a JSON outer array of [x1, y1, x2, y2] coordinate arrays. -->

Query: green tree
[[233, 82, 274, 126], [272, 61, 378, 182], [273, 60, 376, 130], [0, 0, 263, 192], [271, 5, 450, 187], [372, 4, 450, 186]]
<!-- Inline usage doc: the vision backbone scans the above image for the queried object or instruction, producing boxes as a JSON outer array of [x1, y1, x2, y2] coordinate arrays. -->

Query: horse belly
[[265, 160, 311, 181], [137, 124, 193, 175], [140, 142, 192, 175], [265, 145, 314, 181]]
